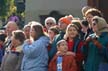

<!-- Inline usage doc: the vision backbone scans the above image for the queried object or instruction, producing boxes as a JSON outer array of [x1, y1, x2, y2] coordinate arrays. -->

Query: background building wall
[[25, 0, 87, 24]]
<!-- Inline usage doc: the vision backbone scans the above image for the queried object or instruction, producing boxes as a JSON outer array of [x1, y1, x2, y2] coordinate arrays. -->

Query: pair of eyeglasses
[[92, 19, 98, 26], [47, 22, 53, 25]]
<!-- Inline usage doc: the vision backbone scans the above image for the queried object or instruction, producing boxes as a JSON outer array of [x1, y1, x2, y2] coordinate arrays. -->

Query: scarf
[[57, 56, 63, 71]]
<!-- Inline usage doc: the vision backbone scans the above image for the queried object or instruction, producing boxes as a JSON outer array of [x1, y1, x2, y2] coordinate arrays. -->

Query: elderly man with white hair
[[44, 17, 57, 32]]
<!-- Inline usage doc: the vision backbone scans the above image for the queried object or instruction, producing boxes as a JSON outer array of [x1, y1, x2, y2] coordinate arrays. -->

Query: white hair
[[45, 17, 56, 26]]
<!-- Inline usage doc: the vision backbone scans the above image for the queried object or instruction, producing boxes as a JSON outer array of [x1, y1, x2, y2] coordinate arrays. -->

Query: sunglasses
[[92, 19, 98, 26], [46, 22, 53, 25]]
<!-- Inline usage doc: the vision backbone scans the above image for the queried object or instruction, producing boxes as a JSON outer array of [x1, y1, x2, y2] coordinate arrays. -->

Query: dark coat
[[82, 32, 108, 71]]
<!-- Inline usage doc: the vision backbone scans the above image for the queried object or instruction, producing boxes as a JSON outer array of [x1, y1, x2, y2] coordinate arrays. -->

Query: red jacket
[[48, 54, 77, 71]]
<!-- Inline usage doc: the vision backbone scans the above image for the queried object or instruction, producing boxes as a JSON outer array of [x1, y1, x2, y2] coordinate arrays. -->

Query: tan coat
[[1, 46, 23, 71]]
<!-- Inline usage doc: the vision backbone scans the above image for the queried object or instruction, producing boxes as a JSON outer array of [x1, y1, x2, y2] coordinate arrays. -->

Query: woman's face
[[67, 26, 78, 38], [92, 20, 98, 32], [86, 13, 94, 25], [48, 30, 55, 40], [24, 27, 30, 39], [30, 27, 36, 39]]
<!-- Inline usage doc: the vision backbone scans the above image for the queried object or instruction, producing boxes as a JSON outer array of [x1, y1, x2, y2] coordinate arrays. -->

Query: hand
[[56, 51, 76, 56], [65, 51, 76, 56], [26, 39, 32, 44], [56, 51, 65, 56], [84, 36, 92, 45], [86, 36, 92, 43], [63, 34, 68, 40]]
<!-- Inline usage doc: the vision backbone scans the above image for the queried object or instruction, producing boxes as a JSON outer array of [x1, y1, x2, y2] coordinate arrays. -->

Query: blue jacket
[[21, 36, 49, 71]]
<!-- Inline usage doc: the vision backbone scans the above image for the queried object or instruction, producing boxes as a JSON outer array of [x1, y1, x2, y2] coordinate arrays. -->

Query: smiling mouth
[[70, 33, 75, 35]]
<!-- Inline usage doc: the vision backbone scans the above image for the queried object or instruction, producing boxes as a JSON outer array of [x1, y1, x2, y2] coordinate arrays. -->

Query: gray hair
[[45, 17, 56, 26]]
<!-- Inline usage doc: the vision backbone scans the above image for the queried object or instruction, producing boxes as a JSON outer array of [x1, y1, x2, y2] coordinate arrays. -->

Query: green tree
[[0, 0, 7, 16], [0, 0, 16, 18]]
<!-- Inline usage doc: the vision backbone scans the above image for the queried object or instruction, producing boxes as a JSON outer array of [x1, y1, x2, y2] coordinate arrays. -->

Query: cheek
[[68, 31, 72, 35], [51, 32, 55, 36], [86, 18, 91, 23], [49, 33, 55, 39], [93, 26, 98, 31], [57, 47, 61, 51], [72, 32, 78, 37], [26, 31, 30, 35], [11, 39, 17, 44], [46, 25, 50, 28], [7, 28, 11, 32], [68, 30, 77, 35], [60, 24, 66, 28], [86, 18, 93, 23], [59, 24, 63, 28], [30, 31, 35, 37], [75, 31, 78, 35]]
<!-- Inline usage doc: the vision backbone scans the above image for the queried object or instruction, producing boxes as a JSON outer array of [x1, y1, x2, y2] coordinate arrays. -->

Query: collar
[[11, 45, 22, 53]]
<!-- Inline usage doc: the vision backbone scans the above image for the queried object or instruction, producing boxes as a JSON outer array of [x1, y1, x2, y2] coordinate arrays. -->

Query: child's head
[[66, 24, 80, 39], [48, 26, 59, 40], [11, 30, 26, 46], [57, 39, 68, 53]]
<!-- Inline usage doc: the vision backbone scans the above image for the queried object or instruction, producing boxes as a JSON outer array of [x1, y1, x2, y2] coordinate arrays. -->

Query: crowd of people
[[0, 6, 108, 71]]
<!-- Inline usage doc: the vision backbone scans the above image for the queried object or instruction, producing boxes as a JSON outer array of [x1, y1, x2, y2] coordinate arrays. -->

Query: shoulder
[[50, 55, 58, 62], [39, 36, 49, 40], [34, 36, 49, 44], [63, 55, 75, 61]]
